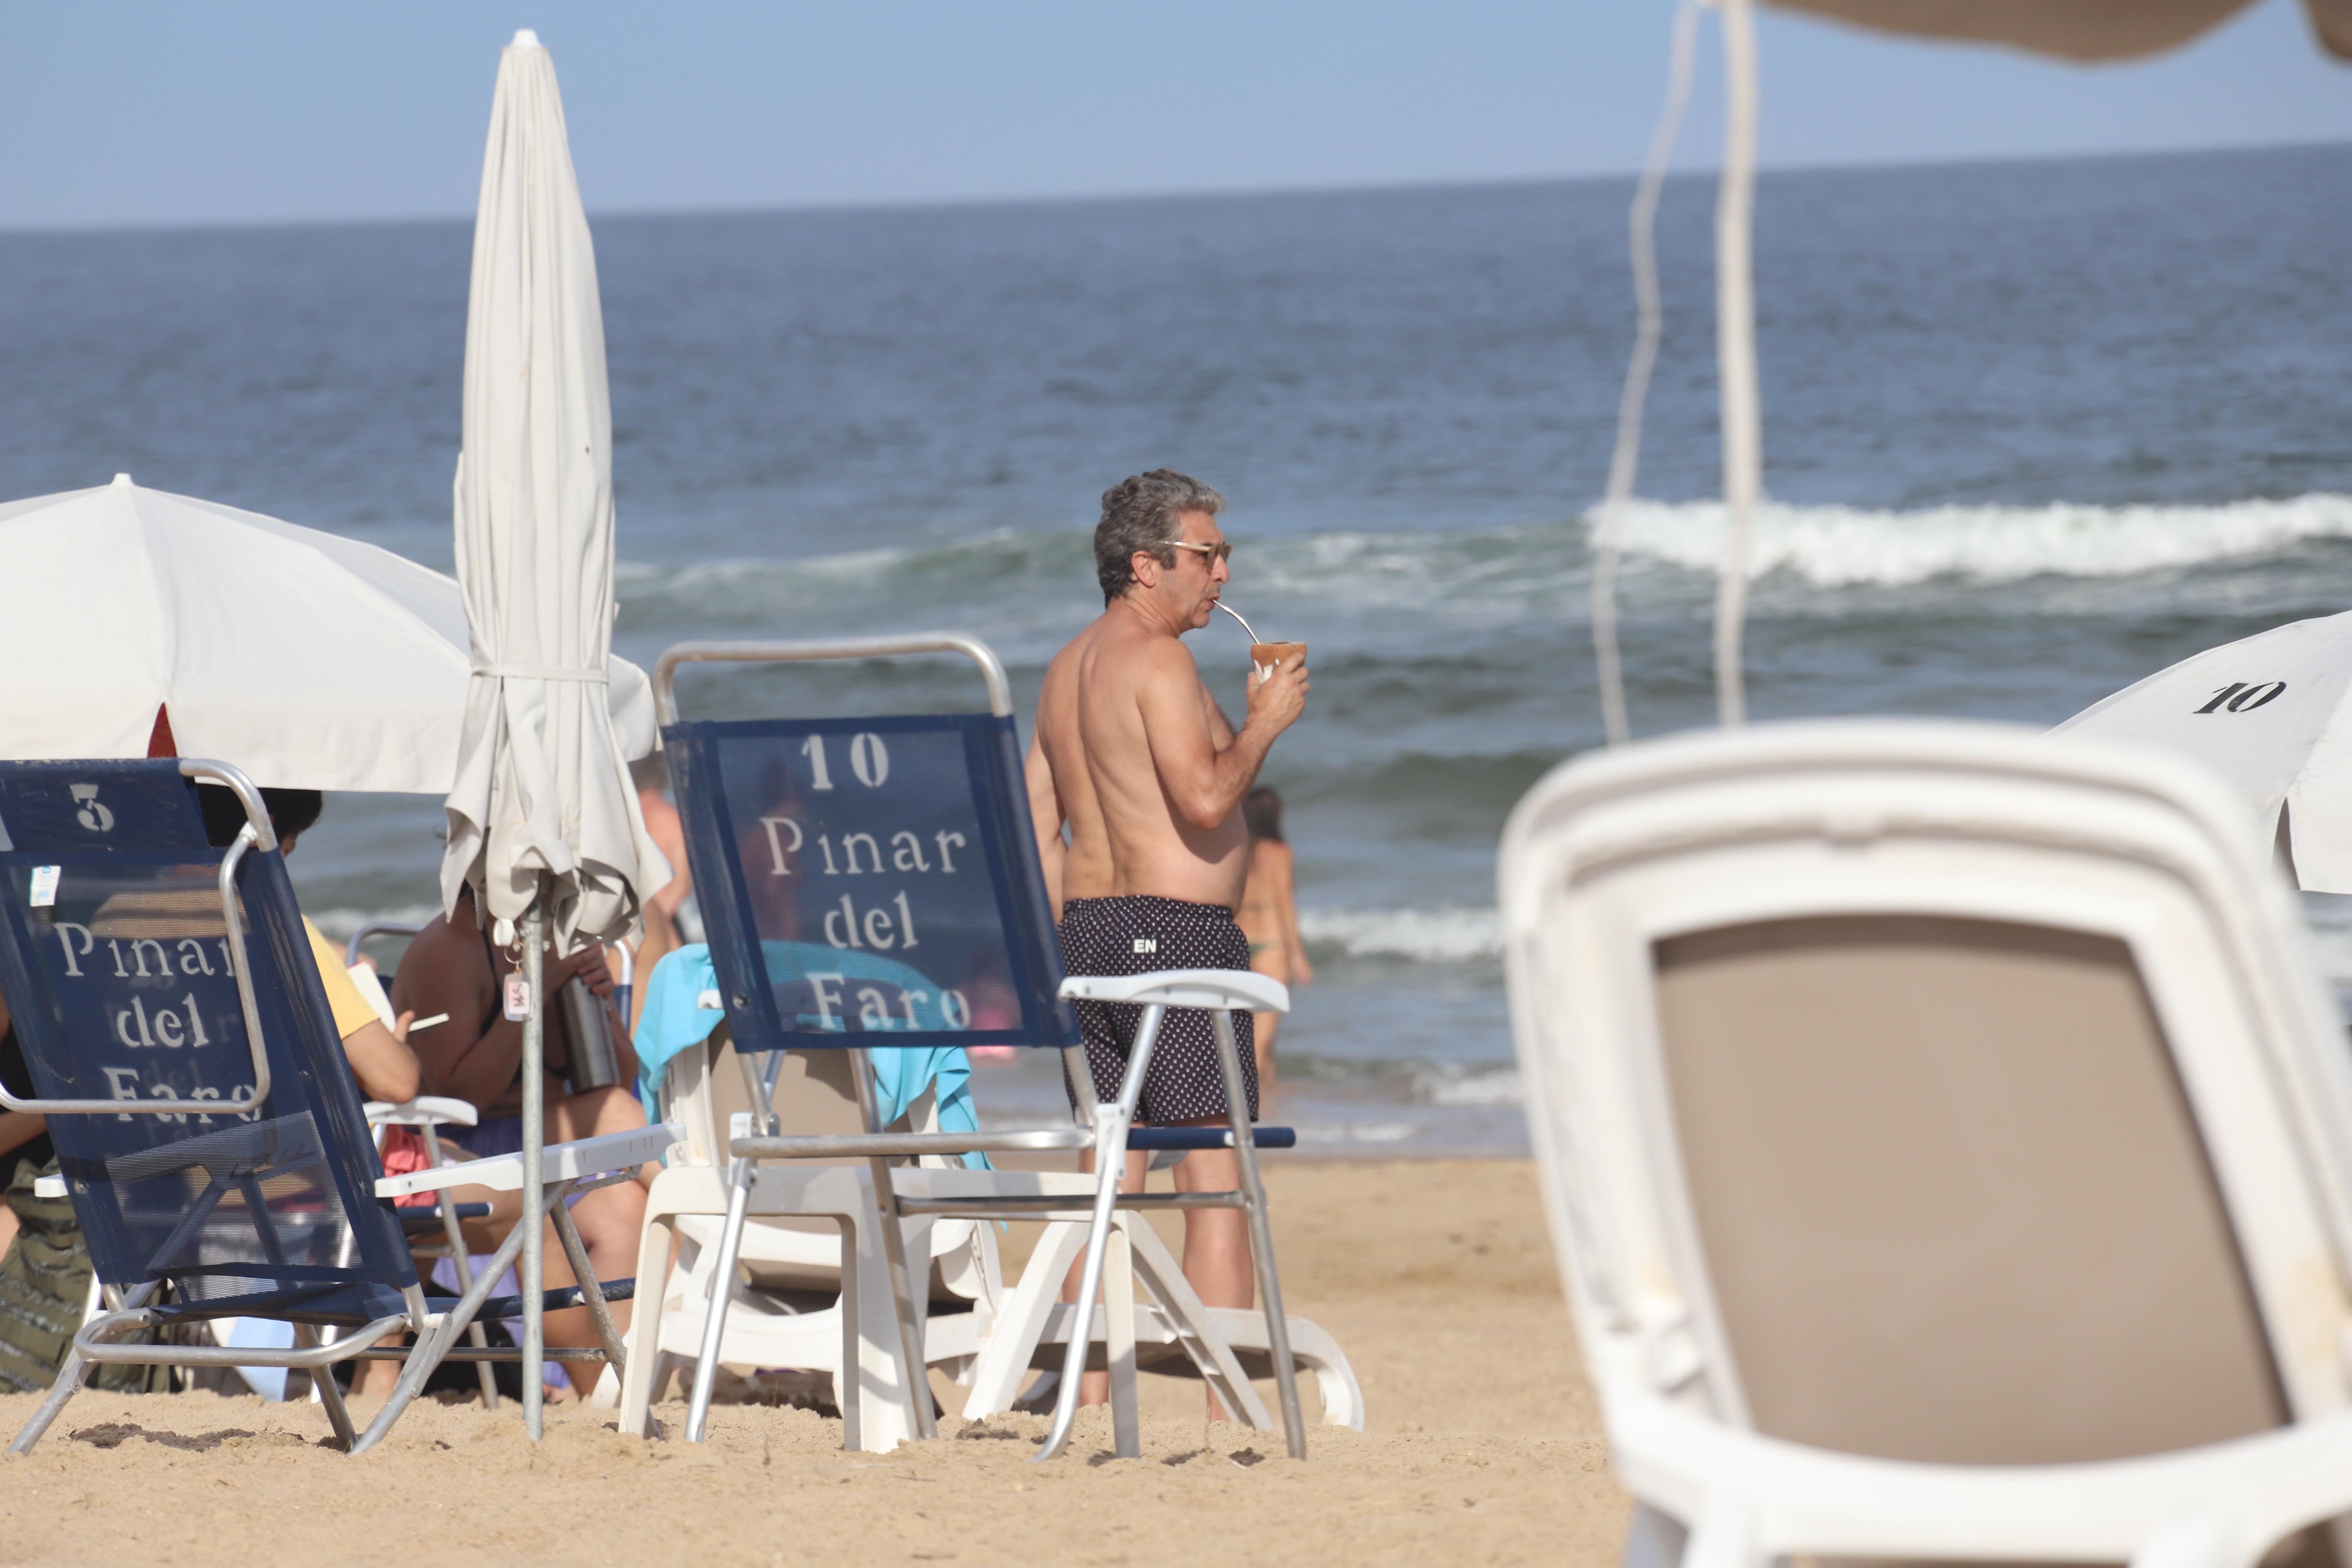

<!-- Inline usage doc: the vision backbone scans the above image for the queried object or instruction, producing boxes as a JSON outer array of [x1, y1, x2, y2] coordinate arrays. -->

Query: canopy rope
[[1591, 0, 1700, 747], [1712, 0, 1763, 727]]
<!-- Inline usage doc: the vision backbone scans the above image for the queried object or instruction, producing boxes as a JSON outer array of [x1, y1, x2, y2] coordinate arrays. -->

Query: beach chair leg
[[1683, 1503, 1763, 1568], [551, 1199, 628, 1375], [962, 1219, 1088, 1420], [852, 1049, 938, 1443], [834, 1214, 862, 1452], [351, 1204, 535, 1456], [298, 1325, 358, 1452], [426, 1147, 500, 1411], [1213, 1007, 1306, 1460], [867, 1159, 934, 1441], [1122, 1222, 1272, 1428], [618, 1210, 679, 1438], [1624, 1504, 1692, 1568], [9, 1348, 93, 1456], [840, 1182, 926, 1452], [1264, 1313, 1363, 1430], [684, 1147, 755, 1444], [1039, 1004, 1162, 1462], [1105, 1222, 1139, 1458], [7, 1280, 155, 1456]]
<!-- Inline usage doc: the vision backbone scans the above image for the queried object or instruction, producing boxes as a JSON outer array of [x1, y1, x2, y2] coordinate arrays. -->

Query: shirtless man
[[1026, 469, 1309, 1409]]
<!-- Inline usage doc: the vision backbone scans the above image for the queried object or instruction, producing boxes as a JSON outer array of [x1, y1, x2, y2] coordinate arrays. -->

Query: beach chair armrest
[[1611, 1384, 2352, 1568], [731, 1128, 1091, 1161], [364, 1096, 481, 1130], [429, 1278, 638, 1322], [1126, 1126, 1295, 1151], [374, 1122, 683, 1198], [1059, 968, 1290, 1014]]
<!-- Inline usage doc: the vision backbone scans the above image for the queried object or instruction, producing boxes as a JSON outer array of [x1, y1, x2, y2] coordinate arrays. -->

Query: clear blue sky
[[2, 0, 2344, 229]]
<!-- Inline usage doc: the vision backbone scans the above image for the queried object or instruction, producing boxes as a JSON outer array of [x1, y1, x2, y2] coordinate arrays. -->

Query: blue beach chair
[[618, 634, 1340, 1460], [0, 759, 676, 1453]]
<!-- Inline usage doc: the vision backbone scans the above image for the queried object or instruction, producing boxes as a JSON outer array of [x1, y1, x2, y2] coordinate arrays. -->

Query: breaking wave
[[1604, 494, 2352, 588], [612, 494, 2352, 650], [1298, 906, 1502, 964]]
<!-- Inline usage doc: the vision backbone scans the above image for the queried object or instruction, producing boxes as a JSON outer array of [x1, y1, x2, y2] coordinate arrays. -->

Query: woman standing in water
[[1238, 787, 1311, 1090]]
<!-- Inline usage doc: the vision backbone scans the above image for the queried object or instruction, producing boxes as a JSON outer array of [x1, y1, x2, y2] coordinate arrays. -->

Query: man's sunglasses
[[1163, 539, 1233, 565]]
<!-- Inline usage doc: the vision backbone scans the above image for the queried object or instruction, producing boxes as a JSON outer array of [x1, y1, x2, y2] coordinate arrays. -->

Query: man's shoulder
[[1057, 611, 1179, 672]]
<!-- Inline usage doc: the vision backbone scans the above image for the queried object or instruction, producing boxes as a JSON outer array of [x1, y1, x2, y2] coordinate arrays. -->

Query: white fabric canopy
[[0, 475, 653, 792], [2057, 610, 2352, 891], [440, 31, 666, 953]]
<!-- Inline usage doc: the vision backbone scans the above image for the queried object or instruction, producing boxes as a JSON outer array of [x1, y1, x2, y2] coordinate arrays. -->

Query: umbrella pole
[[521, 880, 546, 1441]]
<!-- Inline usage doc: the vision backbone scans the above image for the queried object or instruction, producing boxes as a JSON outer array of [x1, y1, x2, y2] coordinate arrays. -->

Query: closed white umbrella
[[2057, 611, 2352, 891], [440, 29, 665, 1439], [0, 475, 654, 788]]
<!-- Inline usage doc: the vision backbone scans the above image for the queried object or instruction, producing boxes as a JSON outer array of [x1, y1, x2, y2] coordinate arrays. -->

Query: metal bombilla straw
[[1214, 601, 1275, 683]]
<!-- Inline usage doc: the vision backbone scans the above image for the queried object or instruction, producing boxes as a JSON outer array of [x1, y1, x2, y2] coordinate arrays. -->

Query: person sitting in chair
[[389, 878, 652, 1396]]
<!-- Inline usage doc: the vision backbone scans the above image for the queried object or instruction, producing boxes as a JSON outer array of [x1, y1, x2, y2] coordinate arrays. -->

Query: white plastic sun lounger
[[1501, 719, 2352, 1568]]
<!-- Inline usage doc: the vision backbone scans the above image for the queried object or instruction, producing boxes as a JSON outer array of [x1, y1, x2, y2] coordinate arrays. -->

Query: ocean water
[[2, 142, 2346, 1154]]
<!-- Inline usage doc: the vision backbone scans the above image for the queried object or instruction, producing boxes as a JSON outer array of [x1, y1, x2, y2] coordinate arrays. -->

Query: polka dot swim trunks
[[1058, 895, 1259, 1125]]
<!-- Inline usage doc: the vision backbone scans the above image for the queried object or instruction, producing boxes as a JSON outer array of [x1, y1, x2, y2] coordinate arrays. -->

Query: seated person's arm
[[390, 917, 511, 1111], [342, 1018, 421, 1104], [390, 916, 624, 1110], [0, 992, 42, 1161], [303, 918, 422, 1103]]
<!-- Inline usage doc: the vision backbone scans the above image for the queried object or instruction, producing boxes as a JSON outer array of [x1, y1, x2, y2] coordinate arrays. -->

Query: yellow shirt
[[302, 917, 379, 1041]]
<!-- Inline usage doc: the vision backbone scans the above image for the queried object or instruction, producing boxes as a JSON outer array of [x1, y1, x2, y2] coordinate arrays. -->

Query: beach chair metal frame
[[624, 634, 1315, 1460], [1500, 719, 2352, 1568], [0, 757, 677, 1454]]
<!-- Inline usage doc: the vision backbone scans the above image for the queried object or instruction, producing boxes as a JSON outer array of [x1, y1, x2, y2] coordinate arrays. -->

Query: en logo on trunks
[[1132, 937, 1158, 953]]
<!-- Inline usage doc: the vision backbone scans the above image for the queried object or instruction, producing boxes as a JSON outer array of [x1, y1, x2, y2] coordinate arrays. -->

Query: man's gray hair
[[1095, 469, 1226, 605]]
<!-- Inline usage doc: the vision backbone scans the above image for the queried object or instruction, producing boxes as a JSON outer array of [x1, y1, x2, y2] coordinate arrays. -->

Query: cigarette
[[406, 1013, 452, 1032]]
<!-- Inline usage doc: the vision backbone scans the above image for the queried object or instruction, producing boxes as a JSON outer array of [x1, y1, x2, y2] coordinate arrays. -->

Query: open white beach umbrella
[[2057, 611, 2352, 891], [440, 29, 667, 955], [1768, 0, 2352, 62], [0, 475, 653, 791]]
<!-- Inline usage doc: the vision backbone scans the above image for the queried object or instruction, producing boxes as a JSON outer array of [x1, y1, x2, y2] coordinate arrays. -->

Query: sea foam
[[1298, 906, 1502, 964], [1602, 493, 2352, 588]]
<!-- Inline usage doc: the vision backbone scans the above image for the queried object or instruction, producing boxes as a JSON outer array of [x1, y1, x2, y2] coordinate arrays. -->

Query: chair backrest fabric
[[1501, 721, 2352, 1469], [0, 762, 415, 1322], [1655, 913, 2281, 1463], [665, 713, 1077, 1053]]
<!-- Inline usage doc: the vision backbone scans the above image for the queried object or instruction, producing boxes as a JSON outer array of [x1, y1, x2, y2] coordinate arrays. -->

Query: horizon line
[[1, 134, 2341, 241]]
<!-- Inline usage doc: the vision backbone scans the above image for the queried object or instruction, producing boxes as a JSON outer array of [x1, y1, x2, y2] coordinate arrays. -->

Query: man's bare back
[[1026, 508, 1306, 913]]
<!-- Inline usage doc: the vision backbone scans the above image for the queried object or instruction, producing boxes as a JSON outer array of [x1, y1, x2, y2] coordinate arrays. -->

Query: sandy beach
[[0, 1159, 1626, 1568]]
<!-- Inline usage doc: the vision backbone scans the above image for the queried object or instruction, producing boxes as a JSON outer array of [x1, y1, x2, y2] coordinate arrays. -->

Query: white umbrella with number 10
[[2057, 609, 2352, 892]]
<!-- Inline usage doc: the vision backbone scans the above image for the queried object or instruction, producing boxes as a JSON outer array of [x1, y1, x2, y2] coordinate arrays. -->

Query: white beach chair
[[603, 1025, 1002, 1420], [1500, 718, 2352, 1568]]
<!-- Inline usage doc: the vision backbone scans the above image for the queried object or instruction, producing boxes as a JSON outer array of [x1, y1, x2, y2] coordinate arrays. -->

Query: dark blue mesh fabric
[[666, 713, 1076, 1054], [0, 763, 413, 1324]]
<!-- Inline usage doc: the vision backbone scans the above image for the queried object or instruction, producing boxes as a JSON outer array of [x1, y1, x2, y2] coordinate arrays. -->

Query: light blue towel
[[634, 943, 989, 1169]]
